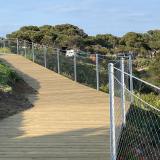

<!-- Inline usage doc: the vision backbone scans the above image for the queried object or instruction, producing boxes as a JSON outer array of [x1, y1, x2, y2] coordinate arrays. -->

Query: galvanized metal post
[[96, 54, 99, 91], [120, 58, 126, 125], [32, 42, 35, 62], [8, 40, 11, 50], [108, 63, 116, 160], [3, 39, 5, 54], [16, 38, 19, 54], [24, 40, 26, 57], [44, 46, 47, 68], [57, 49, 60, 74], [74, 52, 77, 82], [129, 55, 133, 103]]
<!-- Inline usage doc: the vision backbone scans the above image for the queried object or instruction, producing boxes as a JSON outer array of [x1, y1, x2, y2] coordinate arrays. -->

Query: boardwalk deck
[[0, 54, 110, 160]]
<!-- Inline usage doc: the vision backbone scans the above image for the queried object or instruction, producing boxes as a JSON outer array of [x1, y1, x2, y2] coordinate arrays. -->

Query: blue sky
[[0, 0, 160, 37]]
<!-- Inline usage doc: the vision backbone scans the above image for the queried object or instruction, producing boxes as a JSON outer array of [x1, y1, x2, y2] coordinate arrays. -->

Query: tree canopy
[[6, 24, 160, 57]]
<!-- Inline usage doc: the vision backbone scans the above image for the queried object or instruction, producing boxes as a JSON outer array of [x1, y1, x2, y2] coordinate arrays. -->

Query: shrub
[[0, 62, 19, 92], [137, 92, 160, 110]]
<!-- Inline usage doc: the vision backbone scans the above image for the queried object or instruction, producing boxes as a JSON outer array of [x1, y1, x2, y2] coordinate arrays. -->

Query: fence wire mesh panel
[[46, 47, 57, 72], [18, 40, 26, 56], [34, 45, 45, 66], [117, 89, 160, 160], [113, 72, 125, 146], [59, 51, 74, 80], [25, 41, 32, 60], [0, 39, 3, 48], [8, 39, 17, 54], [0, 39, 16, 54], [109, 61, 160, 160], [98, 55, 116, 92], [76, 54, 97, 89]]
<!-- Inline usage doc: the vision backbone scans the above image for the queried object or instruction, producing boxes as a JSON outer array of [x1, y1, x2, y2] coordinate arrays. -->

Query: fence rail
[[0, 38, 160, 160]]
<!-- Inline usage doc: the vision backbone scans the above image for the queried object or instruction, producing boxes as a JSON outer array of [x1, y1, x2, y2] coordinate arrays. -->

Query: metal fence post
[[16, 38, 19, 54], [44, 46, 47, 68], [3, 39, 5, 54], [96, 54, 99, 91], [120, 58, 126, 125], [8, 40, 11, 50], [32, 42, 35, 62], [74, 52, 77, 81], [24, 40, 26, 57], [108, 63, 116, 160], [129, 55, 133, 103], [57, 49, 60, 74]]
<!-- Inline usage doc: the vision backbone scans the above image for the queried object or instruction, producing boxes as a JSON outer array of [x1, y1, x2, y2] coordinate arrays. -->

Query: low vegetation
[[0, 61, 34, 120], [0, 48, 11, 54], [0, 61, 19, 91]]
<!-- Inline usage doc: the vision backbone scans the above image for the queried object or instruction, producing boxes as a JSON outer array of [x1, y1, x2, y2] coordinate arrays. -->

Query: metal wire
[[2, 38, 160, 160], [114, 67, 160, 92], [113, 65, 160, 160]]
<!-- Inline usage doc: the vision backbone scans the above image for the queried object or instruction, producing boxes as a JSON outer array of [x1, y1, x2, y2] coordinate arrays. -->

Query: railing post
[[57, 48, 60, 74], [32, 42, 34, 62], [74, 52, 77, 82], [3, 39, 5, 54], [108, 63, 116, 160], [44, 46, 47, 68], [96, 54, 99, 91], [8, 39, 11, 51], [120, 58, 126, 125], [129, 55, 133, 103], [24, 40, 26, 57], [16, 38, 19, 54]]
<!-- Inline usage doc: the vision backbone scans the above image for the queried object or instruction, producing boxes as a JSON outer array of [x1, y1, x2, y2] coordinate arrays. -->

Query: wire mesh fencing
[[76, 53, 97, 89], [1, 38, 160, 160], [0, 39, 17, 54], [58, 50, 74, 80], [108, 59, 160, 160], [46, 47, 57, 72], [118, 89, 160, 160], [0, 38, 122, 93]]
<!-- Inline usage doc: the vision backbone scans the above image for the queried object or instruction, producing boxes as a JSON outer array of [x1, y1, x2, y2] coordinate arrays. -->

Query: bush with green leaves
[[0, 62, 19, 92], [136, 92, 160, 110], [134, 58, 151, 69]]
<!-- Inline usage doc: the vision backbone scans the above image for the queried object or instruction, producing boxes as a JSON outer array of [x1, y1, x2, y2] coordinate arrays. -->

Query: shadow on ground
[[0, 55, 110, 160]]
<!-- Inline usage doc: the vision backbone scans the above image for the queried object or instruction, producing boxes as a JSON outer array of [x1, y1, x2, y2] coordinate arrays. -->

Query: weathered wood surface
[[0, 54, 110, 160]]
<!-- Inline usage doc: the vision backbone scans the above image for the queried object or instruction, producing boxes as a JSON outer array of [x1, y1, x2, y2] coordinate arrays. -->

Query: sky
[[0, 0, 160, 37]]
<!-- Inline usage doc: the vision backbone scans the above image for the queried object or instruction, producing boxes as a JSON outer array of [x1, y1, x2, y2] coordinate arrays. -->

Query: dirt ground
[[0, 79, 36, 120]]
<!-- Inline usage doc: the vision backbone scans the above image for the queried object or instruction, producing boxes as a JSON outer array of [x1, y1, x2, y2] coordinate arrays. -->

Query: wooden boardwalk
[[0, 54, 110, 160]]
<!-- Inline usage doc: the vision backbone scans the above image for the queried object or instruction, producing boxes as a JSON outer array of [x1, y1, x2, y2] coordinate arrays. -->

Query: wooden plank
[[0, 54, 110, 160]]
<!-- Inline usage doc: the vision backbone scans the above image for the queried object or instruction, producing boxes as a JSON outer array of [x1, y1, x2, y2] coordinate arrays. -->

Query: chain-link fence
[[108, 59, 160, 160], [0, 38, 123, 93], [1, 38, 160, 160]]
